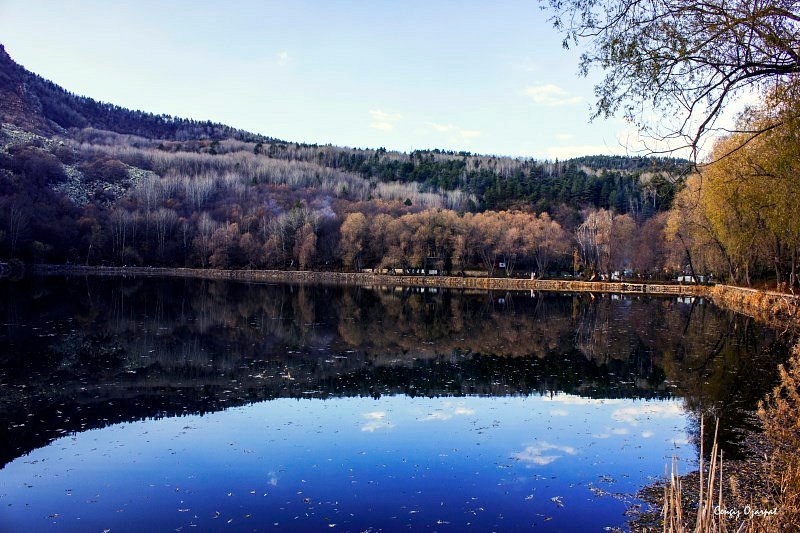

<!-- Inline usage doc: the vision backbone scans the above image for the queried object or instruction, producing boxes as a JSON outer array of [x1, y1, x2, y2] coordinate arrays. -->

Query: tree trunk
[[775, 237, 783, 290], [677, 233, 698, 285]]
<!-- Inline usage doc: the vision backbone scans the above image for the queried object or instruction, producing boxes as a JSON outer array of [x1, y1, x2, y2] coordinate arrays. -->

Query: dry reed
[[660, 342, 800, 532]]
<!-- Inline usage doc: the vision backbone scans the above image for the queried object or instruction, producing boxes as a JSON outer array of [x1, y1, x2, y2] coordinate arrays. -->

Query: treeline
[[2, 113, 780, 286], [0, 139, 680, 276], [68, 127, 686, 215], [242, 139, 685, 214], [4, 112, 795, 288], [335, 149, 681, 214], [0, 123, 684, 278], [337, 208, 675, 278]]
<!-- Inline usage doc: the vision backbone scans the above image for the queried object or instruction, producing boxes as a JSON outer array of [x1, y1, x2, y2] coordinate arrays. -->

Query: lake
[[0, 277, 790, 531]]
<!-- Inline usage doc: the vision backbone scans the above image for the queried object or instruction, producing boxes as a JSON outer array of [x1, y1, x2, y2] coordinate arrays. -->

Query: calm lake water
[[0, 277, 790, 531]]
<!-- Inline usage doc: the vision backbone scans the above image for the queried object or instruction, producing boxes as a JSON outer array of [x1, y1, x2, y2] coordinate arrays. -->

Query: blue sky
[[0, 0, 642, 158]]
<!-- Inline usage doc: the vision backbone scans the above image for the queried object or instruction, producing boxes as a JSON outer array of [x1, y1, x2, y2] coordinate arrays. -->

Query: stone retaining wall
[[709, 284, 800, 323], [35, 265, 800, 327], [33, 265, 710, 296]]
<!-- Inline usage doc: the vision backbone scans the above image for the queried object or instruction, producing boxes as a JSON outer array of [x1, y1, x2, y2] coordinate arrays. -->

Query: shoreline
[[30, 265, 800, 325], [33, 264, 708, 296]]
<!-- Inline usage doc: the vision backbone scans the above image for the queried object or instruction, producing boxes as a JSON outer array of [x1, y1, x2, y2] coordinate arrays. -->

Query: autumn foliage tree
[[690, 83, 800, 288]]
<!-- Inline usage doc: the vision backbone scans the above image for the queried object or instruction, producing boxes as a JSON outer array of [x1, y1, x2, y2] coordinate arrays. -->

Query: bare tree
[[194, 212, 218, 267], [6, 199, 28, 257], [151, 208, 178, 258], [543, 0, 800, 157], [576, 209, 613, 276], [109, 209, 133, 261]]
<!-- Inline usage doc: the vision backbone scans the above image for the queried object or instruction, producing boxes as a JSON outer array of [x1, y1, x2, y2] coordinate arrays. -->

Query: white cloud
[[641, 431, 655, 438], [361, 411, 394, 432], [672, 435, 690, 446], [524, 84, 583, 107], [419, 403, 475, 422], [369, 109, 402, 131], [370, 122, 395, 131], [426, 122, 480, 140], [611, 402, 683, 426], [421, 411, 451, 421], [555, 133, 574, 141], [549, 408, 569, 417], [427, 122, 456, 132], [370, 109, 401, 122], [512, 441, 577, 466], [276, 51, 290, 66], [544, 395, 623, 406]]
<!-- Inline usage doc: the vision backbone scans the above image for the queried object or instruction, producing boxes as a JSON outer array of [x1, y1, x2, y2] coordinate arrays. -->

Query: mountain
[[0, 44, 270, 142]]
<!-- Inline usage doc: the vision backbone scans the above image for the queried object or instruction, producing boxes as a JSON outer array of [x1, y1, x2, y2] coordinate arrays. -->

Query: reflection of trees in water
[[664, 305, 790, 458], [575, 294, 607, 362], [572, 294, 792, 456], [574, 295, 682, 368], [334, 288, 578, 361], [3, 279, 787, 385], [2, 279, 788, 384], [0, 278, 790, 463]]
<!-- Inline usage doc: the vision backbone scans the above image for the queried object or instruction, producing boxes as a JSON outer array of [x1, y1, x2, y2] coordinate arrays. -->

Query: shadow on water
[[0, 277, 791, 467]]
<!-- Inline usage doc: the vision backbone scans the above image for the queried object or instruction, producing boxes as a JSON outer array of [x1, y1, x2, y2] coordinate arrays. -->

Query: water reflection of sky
[[0, 394, 693, 531]]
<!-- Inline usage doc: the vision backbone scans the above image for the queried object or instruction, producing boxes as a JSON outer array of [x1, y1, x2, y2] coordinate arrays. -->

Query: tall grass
[[661, 342, 800, 532], [662, 420, 727, 532], [755, 342, 800, 530]]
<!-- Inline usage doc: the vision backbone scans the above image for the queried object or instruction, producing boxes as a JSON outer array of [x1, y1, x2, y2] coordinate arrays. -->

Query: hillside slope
[[0, 44, 270, 142], [0, 43, 689, 277]]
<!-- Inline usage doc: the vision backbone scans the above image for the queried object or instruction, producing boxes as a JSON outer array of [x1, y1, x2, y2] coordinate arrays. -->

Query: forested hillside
[[1, 43, 691, 278]]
